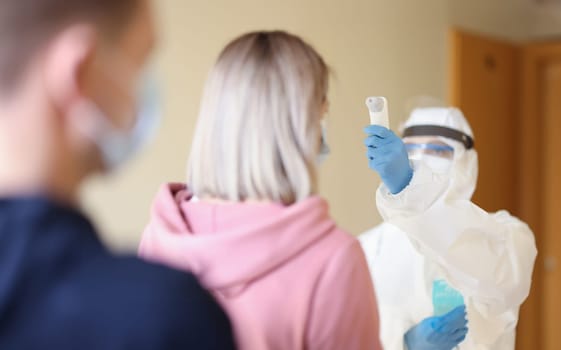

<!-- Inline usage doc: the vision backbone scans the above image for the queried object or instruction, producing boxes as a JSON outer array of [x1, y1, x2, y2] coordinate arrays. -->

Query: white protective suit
[[359, 108, 537, 350]]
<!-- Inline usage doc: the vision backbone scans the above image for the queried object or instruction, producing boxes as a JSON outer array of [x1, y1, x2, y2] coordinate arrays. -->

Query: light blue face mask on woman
[[318, 119, 330, 165]]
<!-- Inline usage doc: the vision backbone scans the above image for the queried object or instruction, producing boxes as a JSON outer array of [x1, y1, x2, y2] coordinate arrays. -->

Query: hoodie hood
[[140, 184, 337, 293]]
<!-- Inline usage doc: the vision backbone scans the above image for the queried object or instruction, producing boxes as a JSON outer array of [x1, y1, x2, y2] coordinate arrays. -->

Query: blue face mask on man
[[72, 73, 161, 171]]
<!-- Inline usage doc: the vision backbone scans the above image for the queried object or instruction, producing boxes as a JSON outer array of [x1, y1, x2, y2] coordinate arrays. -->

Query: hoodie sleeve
[[306, 239, 382, 350]]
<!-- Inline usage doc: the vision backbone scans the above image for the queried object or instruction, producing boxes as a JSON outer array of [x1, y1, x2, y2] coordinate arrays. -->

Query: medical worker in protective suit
[[359, 107, 537, 350]]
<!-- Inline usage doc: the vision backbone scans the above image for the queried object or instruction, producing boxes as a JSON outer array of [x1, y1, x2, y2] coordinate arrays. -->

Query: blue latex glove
[[404, 306, 469, 350], [364, 125, 413, 194]]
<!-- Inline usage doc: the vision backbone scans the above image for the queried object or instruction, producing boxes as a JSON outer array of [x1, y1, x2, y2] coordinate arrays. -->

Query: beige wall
[[449, 0, 532, 41], [84, 0, 561, 251], [529, 3, 561, 38], [450, 0, 561, 42], [83, 0, 449, 250], [75, 3, 561, 347]]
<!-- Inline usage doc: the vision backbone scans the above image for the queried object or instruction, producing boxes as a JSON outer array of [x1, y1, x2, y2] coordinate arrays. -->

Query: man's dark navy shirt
[[0, 197, 236, 349]]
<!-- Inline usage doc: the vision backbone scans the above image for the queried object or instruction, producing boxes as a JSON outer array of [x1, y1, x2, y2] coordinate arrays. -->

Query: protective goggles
[[405, 143, 455, 160], [403, 125, 474, 150]]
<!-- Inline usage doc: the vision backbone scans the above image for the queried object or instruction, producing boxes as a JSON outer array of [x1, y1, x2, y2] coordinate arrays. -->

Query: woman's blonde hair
[[187, 31, 329, 205]]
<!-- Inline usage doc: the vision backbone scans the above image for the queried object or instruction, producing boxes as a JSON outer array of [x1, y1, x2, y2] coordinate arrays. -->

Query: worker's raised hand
[[404, 305, 469, 350], [364, 125, 413, 194]]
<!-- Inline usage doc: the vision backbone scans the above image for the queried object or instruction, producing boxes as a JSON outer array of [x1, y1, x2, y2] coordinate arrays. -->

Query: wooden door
[[449, 30, 519, 214], [449, 29, 550, 350], [520, 42, 561, 350], [452, 30, 561, 349]]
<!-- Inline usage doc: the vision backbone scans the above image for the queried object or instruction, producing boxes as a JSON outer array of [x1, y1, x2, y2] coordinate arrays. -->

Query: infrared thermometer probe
[[365, 96, 390, 128]]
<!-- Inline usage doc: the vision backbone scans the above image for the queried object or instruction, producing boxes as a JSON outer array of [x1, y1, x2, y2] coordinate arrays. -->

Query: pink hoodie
[[139, 184, 382, 350]]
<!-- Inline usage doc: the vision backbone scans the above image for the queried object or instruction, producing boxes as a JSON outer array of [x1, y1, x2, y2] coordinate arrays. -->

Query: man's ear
[[321, 99, 330, 116], [41, 25, 98, 115]]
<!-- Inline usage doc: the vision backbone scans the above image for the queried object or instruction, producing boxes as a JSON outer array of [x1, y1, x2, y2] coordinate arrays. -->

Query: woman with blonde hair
[[139, 31, 381, 350]]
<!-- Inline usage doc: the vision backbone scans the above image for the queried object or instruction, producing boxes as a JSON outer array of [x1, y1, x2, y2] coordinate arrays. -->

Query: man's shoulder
[[66, 254, 235, 348], [79, 252, 211, 308]]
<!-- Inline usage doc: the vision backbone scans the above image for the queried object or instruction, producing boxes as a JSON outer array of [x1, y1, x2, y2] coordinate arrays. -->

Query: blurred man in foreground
[[0, 1, 235, 349]]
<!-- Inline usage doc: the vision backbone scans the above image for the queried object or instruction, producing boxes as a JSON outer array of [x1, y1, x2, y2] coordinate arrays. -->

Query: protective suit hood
[[403, 107, 478, 201]]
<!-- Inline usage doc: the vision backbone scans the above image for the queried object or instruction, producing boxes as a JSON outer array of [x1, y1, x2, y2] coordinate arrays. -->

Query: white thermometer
[[365, 96, 389, 128]]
